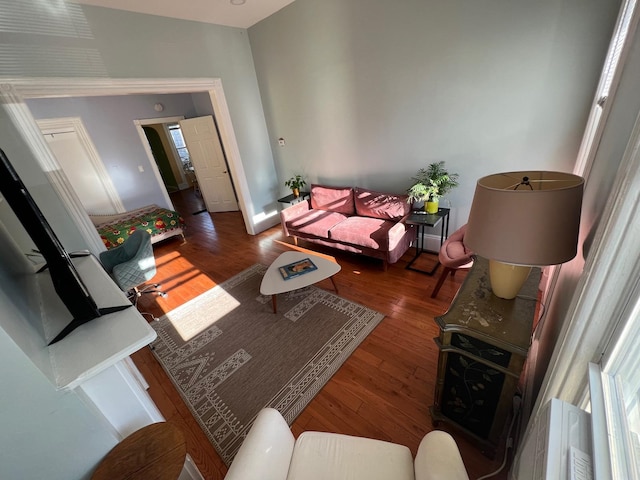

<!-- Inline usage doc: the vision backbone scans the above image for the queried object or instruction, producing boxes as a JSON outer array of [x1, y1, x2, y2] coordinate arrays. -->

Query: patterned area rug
[[150, 264, 384, 465]]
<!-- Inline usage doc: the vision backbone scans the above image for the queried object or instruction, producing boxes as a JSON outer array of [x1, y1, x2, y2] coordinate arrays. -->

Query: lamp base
[[488, 260, 532, 299]]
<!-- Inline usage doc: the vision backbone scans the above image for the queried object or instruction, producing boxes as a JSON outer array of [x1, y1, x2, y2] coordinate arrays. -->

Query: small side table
[[405, 208, 450, 275], [278, 191, 310, 206], [91, 422, 186, 480]]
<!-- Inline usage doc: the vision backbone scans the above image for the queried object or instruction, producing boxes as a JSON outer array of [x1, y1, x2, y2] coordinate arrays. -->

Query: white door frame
[[159, 122, 190, 189], [37, 116, 126, 214], [134, 115, 186, 207], [0, 78, 255, 245]]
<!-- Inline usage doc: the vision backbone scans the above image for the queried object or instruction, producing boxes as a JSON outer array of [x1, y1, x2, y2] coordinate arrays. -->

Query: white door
[[38, 118, 124, 214], [179, 116, 238, 213]]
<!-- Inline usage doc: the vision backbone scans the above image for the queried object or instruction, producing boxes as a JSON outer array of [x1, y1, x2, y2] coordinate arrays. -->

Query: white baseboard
[[414, 233, 444, 253]]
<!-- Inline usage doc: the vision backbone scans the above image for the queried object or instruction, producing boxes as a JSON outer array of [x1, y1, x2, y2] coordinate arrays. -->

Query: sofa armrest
[[387, 216, 413, 246], [224, 408, 295, 480], [414, 431, 469, 480], [280, 200, 311, 236]]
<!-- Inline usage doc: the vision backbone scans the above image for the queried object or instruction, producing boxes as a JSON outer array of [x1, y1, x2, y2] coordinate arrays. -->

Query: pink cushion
[[310, 185, 355, 215], [328, 216, 396, 250], [354, 188, 410, 220], [287, 210, 350, 237]]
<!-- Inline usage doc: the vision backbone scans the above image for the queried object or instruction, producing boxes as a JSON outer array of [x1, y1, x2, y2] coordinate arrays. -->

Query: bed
[[89, 204, 186, 250]]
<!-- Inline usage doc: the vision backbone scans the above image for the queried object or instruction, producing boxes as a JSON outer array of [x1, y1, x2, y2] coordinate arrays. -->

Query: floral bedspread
[[97, 205, 185, 249]]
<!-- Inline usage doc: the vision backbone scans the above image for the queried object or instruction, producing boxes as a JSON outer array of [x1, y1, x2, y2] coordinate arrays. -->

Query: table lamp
[[465, 171, 584, 299]]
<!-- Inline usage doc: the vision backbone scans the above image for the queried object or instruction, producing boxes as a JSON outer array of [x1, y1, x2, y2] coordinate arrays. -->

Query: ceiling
[[72, 0, 297, 28]]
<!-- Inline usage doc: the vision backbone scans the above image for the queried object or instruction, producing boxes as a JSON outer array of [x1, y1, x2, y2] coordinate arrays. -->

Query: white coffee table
[[260, 251, 341, 313]]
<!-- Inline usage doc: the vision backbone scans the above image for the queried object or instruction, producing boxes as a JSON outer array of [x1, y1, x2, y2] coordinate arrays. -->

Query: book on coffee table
[[279, 257, 318, 280]]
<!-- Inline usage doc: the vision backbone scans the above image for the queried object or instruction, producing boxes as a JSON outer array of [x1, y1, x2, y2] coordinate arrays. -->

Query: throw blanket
[[91, 205, 185, 249]]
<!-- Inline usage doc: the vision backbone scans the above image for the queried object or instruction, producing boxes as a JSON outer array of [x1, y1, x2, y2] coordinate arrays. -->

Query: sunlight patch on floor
[[154, 249, 181, 268], [144, 250, 219, 325], [165, 286, 240, 341], [154, 251, 217, 289]]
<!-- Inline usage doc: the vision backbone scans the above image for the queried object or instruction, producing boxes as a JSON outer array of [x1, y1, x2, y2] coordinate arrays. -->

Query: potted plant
[[284, 174, 307, 198], [407, 161, 459, 213]]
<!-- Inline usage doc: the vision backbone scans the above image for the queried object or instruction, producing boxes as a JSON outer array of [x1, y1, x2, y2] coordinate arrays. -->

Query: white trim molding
[[0, 77, 256, 240], [134, 118, 178, 209], [135, 115, 189, 191], [37, 116, 126, 214], [0, 83, 107, 254]]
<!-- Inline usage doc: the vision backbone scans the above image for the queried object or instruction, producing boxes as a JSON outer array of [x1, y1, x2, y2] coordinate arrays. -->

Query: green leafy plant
[[407, 161, 459, 204], [284, 174, 307, 191]]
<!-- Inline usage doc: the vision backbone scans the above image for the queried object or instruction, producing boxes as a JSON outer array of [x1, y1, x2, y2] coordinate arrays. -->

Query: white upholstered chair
[[224, 408, 470, 480]]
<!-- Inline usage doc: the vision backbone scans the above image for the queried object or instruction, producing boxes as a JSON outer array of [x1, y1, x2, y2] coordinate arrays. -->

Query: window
[[167, 124, 190, 167], [597, 293, 640, 479]]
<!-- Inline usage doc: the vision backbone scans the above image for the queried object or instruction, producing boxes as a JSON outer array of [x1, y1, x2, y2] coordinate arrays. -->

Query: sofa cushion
[[286, 209, 350, 238], [286, 431, 414, 480], [310, 184, 355, 215], [328, 216, 400, 251], [354, 188, 410, 220]]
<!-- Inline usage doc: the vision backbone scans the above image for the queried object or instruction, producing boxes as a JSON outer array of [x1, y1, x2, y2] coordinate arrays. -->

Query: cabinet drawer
[[450, 333, 511, 368]]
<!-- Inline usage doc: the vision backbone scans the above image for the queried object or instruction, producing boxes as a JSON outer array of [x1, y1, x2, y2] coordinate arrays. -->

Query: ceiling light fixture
[[230, 0, 246, 5]]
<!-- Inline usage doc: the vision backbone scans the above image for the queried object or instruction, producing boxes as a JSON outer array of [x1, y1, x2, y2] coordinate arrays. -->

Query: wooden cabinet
[[430, 256, 540, 455]]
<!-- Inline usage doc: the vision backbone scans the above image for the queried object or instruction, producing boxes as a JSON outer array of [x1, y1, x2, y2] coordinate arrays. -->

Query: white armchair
[[224, 408, 470, 480]]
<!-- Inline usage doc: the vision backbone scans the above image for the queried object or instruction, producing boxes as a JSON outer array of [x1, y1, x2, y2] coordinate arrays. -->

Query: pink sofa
[[280, 184, 414, 269]]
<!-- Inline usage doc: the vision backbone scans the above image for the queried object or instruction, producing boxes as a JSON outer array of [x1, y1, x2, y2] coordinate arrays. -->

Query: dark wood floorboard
[[131, 188, 510, 480]]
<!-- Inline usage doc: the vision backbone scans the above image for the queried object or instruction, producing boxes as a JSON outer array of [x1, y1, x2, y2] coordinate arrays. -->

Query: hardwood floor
[[132, 189, 510, 480]]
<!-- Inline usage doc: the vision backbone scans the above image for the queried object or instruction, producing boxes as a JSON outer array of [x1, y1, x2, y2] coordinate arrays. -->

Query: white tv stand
[[37, 255, 155, 389], [0, 247, 206, 478]]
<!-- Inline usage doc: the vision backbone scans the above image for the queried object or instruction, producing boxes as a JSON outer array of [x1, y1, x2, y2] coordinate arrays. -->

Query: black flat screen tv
[[0, 148, 128, 345]]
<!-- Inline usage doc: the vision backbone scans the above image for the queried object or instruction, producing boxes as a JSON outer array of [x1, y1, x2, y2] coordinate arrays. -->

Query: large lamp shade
[[465, 171, 584, 298]]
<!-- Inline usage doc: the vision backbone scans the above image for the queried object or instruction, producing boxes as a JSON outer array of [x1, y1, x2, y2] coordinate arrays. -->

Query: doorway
[[36, 117, 125, 215], [142, 125, 180, 193], [3, 77, 256, 257], [139, 118, 207, 214], [136, 115, 239, 214]]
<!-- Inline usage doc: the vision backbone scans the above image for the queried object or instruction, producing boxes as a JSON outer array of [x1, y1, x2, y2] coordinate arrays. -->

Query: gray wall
[[81, 5, 278, 217], [0, 323, 117, 480], [531, 18, 640, 409], [249, 0, 621, 229], [27, 93, 200, 212]]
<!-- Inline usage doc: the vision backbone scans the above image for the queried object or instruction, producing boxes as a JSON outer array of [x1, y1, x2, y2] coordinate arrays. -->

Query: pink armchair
[[431, 224, 474, 298]]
